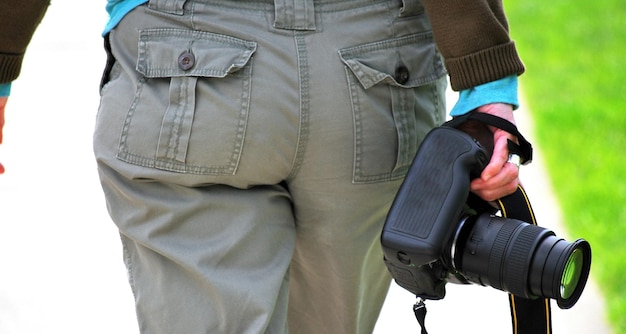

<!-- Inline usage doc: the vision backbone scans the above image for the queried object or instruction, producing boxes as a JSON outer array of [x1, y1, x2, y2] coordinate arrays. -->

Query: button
[[397, 251, 412, 266], [395, 65, 410, 85], [178, 50, 195, 71]]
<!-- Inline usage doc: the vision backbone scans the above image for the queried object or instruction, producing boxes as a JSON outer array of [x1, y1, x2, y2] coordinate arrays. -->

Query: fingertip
[[480, 164, 498, 180], [470, 178, 486, 194]]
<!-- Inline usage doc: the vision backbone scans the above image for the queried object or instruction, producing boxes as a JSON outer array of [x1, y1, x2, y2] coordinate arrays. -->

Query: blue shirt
[[2, 0, 519, 116], [103, 0, 148, 35], [0, 83, 10, 96], [450, 75, 519, 116]]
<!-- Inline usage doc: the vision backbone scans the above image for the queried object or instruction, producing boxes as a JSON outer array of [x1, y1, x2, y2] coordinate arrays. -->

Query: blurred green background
[[506, 0, 626, 332]]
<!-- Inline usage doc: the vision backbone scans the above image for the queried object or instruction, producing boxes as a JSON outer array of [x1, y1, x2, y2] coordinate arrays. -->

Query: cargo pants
[[94, 0, 447, 332]]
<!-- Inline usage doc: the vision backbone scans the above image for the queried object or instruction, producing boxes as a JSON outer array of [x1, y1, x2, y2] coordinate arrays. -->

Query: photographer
[[1, 0, 525, 333]]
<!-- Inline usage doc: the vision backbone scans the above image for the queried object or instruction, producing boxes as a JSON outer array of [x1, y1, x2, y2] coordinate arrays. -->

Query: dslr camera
[[381, 125, 591, 309]]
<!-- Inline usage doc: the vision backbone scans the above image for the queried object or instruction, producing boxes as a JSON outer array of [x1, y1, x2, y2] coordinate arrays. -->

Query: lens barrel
[[533, 237, 591, 308], [454, 214, 591, 309]]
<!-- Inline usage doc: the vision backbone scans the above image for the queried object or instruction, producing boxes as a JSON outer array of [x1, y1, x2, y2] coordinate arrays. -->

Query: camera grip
[[382, 126, 488, 266]]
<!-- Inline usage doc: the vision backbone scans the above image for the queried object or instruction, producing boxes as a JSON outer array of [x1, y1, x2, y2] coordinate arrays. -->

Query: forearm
[[422, 0, 525, 91], [0, 0, 50, 84]]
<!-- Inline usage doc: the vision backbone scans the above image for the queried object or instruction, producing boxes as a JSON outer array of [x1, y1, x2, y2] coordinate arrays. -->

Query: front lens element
[[560, 248, 584, 299]]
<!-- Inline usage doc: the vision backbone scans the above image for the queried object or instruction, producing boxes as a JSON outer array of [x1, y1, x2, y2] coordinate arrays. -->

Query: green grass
[[506, 1, 626, 332]]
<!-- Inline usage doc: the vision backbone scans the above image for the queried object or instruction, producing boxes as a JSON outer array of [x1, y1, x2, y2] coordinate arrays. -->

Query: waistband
[[147, 0, 423, 31]]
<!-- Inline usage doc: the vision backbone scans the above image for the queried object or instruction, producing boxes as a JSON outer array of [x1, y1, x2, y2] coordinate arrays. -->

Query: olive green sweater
[[422, 0, 525, 90], [0, 0, 50, 84], [0, 0, 524, 91]]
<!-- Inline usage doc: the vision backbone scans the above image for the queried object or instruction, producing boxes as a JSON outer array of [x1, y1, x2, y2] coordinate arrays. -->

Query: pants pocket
[[339, 33, 447, 183], [117, 28, 257, 175]]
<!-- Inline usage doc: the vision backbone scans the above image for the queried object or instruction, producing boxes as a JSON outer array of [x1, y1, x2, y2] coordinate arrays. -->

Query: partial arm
[[0, 0, 50, 84], [423, 0, 526, 201], [0, 0, 50, 174], [422, 0, 525, 91]]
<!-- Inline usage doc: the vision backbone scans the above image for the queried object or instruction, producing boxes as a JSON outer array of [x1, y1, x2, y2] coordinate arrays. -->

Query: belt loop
[[148, 0, 188, 15], [399, 0, 424, 17], [273, 0, 317, 31]]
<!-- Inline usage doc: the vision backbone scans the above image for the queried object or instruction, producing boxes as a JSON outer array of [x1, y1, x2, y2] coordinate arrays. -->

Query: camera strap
[[443, 111, 533, 165], [498, 186, 553, 334], [449, 112, 551, 333], [447, 111, 551, 332], [413, 298, 428, 334], [408, 113, 549, 333], [410, 187, 553, 334]]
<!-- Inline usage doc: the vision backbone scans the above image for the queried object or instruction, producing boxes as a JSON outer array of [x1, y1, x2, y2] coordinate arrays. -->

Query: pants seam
[[287, 33, 310, 180]]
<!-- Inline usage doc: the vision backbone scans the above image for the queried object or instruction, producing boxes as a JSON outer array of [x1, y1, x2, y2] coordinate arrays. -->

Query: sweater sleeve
[[0, 0, 50, 84], [421, 0, 525, 91]]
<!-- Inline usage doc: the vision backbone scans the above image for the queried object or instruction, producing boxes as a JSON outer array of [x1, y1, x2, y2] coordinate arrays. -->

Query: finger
[[480, 129, 512, 179], [471, 163, 520, 201], [471, 177, 519, 202], [471, 177, 519, 201], [474, 161, 520, 189]]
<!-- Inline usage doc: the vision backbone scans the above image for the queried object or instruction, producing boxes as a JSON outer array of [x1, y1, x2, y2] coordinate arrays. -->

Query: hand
[[469, 103, 520, 201], [0, 96, 6, 174]]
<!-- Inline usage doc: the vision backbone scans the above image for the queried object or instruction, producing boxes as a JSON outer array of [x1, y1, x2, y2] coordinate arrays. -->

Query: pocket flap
[[137, 29, 257, 78], [339, 33, 445, 89]]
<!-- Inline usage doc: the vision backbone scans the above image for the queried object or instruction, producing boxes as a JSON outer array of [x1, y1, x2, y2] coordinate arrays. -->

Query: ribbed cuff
[[0, 83, 11, 96], [0, 53, 24, 83], [445, 41, 525, 91], [450, 75, 519, 116]]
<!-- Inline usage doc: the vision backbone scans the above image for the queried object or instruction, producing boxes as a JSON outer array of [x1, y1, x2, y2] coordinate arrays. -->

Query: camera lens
[[454, 214, 591, 309]]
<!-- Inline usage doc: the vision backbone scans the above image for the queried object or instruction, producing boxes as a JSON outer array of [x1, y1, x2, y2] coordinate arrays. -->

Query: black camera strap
[[498, 186, 553, 334], [408, 113, 550, 333], [451, 112, 550, 333], [443, 111, 533, 165], [411, 187, 553, 334], [413, 298, 428, 334]]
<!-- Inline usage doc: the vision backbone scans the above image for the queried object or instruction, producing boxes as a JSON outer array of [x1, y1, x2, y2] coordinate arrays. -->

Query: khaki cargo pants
[[94, 0, 446, 332]]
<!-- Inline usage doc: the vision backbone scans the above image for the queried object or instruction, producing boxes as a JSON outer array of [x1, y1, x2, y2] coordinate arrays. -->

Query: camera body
[[381, 126, 487, 299]]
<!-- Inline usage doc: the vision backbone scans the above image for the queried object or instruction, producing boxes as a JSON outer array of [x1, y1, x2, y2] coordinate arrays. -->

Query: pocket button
[[395, 65, 410, 85], [178, 50, 195, 71]]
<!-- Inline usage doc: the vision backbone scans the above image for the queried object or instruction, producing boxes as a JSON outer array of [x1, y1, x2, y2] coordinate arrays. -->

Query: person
[[0, 0, 525, 332]]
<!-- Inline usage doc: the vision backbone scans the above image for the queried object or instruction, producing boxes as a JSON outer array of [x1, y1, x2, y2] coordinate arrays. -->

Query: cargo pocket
[[339, 32, 446, 183], [117, 28, 257, 175]]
